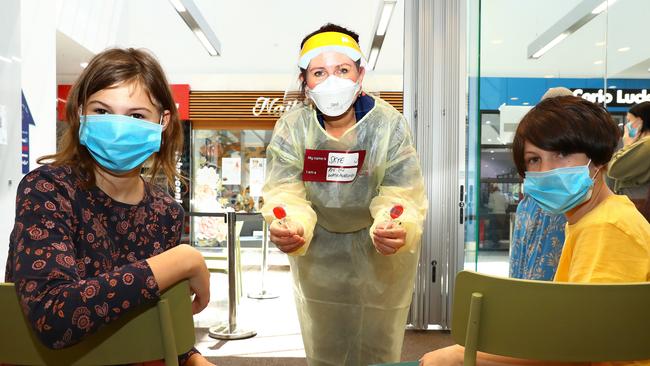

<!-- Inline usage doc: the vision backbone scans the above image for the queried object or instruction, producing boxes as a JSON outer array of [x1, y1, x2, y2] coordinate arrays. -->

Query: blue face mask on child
[[626, 122, 638, 138], [523, 161, 598, 215], [79, 114, 163, 173]]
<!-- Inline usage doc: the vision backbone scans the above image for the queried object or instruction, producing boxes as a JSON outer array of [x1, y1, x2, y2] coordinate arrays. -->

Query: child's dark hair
[[512, 96, 620, 177]]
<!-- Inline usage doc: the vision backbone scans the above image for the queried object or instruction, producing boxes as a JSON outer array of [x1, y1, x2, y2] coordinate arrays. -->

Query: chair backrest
[[452, 271, 650, 365], [0, 281, 195, 366]]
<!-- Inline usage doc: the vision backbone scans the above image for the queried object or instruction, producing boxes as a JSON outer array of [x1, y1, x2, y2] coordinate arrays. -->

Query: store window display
[[262, 24, 427, 365], [421, 96, 650, 366]]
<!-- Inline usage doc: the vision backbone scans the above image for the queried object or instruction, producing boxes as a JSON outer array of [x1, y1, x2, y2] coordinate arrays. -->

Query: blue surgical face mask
[[79, 114, 163, 173], [523, 161, 598, 215], [626, 122, 638, 138]]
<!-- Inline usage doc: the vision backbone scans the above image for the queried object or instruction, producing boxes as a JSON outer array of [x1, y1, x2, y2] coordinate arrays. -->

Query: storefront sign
[[572, 88, 650, 107], [252, 96, 299, 117]]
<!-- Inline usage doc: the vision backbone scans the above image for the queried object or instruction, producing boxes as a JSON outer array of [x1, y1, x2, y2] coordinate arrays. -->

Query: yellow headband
[[299, 31, 363, 69]]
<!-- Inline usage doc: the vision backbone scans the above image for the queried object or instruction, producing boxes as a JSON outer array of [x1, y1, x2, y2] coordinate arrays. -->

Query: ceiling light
[[11, 56, 21, 62], [169, 0, 221, 56], [595, 41, 606, 46], [80, 62, 88, 68], [0, 56, 11, 63], [531, 33, 568, 59], [523, 102, 530, 105], [617, 46, 630, 52], [528, 0, 612, 59], [169, 0, 186, 12], [490, 150, 495, 154], [367, 0, 397, 70], [544, 74, 555, 78], [375, 1, 396, 36], [367, 48, 380, 70], [193, 29, 218, 56], [491, 39, 504, 44], [594, 60, 603, 65], [608, 85, 617, 89], [592, 0, 616, 14], [485, 120, 492, 124], [510, 97, 519, 101], [487, 139, 492, 142]]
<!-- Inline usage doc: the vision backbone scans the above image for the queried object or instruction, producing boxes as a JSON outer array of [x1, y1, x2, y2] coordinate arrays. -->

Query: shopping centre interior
[[1, 0, 648, 364]]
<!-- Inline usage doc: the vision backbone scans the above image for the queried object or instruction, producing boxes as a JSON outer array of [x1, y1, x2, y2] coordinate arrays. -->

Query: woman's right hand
[[269, 220, 306, 253], [147, 244, 211, 314]]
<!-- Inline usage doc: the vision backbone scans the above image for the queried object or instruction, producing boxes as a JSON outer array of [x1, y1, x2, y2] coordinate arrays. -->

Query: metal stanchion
[[209, 211, 256, 340], [248, 220, 279, 299]]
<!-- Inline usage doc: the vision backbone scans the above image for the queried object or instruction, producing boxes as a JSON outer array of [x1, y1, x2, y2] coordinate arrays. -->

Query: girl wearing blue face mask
[[421, 96, 650, 366], [608, 101, 650, 221], [5, 48, 214, 366]]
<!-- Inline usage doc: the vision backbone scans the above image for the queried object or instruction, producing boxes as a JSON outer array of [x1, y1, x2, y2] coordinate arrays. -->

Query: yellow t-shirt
[[554, 194, 650, 366]]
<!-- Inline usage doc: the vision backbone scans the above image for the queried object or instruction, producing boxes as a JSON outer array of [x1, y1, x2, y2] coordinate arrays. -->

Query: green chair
[[0, 280, 195, 366], [452, 270, 650, 365]]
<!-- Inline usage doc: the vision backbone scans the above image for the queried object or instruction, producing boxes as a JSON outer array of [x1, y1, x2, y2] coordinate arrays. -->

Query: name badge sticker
[[303, 149, 366, 183]]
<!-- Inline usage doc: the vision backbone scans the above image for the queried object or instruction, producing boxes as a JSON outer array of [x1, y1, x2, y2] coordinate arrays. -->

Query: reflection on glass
[[190, 129, 272, 248]]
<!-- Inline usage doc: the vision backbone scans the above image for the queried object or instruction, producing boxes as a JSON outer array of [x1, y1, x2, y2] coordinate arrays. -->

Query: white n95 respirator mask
[[307, 76, 360, 117]]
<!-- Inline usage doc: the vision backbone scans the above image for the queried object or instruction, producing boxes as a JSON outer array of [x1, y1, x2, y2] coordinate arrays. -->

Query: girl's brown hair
[[39, 48, 183, 189]]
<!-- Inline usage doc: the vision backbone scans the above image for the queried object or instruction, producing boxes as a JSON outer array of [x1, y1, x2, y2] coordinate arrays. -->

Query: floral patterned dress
[[4, 164, 197, 364], [509, 195, 567, 280]]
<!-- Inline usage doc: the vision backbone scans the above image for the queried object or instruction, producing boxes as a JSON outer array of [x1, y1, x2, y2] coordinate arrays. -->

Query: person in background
[[509, 87, 572, 280], [4, 48, 214, 366], [608, 101, 650, 221], [421, 96, 650, 366], [262, 23, 427, 365]]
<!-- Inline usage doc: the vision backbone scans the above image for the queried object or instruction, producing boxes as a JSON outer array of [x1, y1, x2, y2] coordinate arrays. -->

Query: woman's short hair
[[512, 96, 620, 177], [628, 101, 650, 135]]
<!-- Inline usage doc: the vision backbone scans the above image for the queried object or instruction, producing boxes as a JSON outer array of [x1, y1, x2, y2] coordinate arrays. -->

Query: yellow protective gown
[[262, 95, 427, 366]]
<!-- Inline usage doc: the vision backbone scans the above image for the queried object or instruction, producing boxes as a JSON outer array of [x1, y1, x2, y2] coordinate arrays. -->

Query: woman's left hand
[[372, 221, 407, 255]]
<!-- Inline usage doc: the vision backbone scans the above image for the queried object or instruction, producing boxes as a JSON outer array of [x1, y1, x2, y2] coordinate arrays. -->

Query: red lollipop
[[273, 206, 287, 220], [389, 204, 404, 219]]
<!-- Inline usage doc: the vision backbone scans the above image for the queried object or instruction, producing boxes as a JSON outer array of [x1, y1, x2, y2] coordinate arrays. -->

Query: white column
[[0, 0, 22, 280], [22, 0, 57, 171]]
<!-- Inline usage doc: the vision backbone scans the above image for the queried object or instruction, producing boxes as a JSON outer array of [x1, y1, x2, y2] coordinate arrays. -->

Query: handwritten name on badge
[[328, 152, 359, 167]]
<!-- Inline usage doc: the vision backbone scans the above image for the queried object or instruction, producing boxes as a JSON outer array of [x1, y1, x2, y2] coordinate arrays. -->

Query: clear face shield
[[282, 31, 376, 119]]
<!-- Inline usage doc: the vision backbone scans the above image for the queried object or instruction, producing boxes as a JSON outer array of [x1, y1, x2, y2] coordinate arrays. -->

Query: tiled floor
[[193, 249, 307, 359]]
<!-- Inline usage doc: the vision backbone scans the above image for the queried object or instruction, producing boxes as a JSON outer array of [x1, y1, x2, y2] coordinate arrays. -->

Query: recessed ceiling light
[[11, 56, 21, 62], [617, 47, 631, 52], [485, 120, 492, 124], [544, 74, 555, 78], [80, 62, 89, 68], [490, 150, 495, 154], [491, 157, 495, 160], [491, 39, 504, 44], [595, 41, 606, 46], [594, 60, 603, 65], [523, 102, 530, 105], [0, 56, 11, 63], [487, 139, 492, 142], [510, 97, 519, 101], [608, 85, 617, 89]]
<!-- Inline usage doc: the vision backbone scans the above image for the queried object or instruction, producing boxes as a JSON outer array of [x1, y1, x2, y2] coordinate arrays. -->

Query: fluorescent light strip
[[367, 48, 380, 70], [0, 56, 11, 63], [531, 33, 568, 59], [193, 29, 218, 56], [170, 0, 186, 12], [592, 0, 616, 14], [376, 2, 396, 36]]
